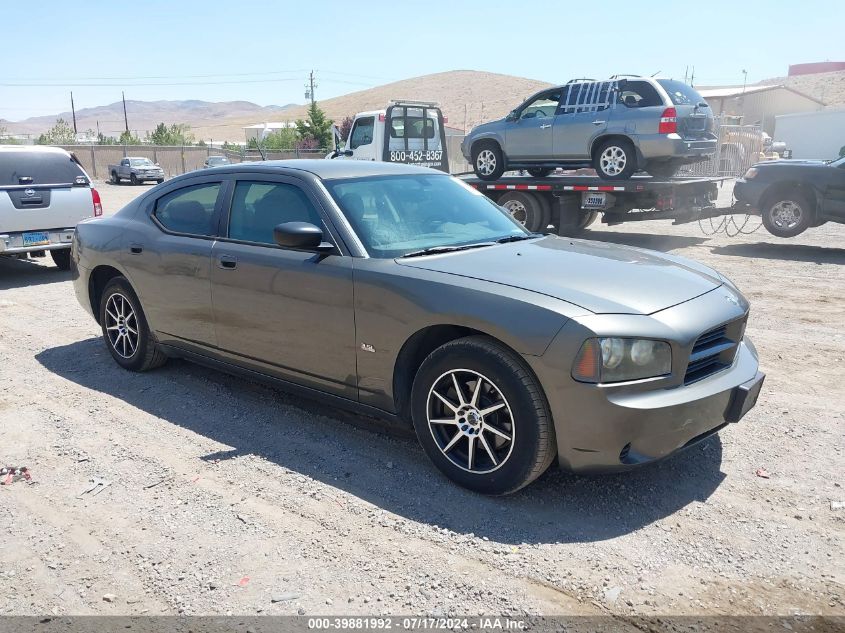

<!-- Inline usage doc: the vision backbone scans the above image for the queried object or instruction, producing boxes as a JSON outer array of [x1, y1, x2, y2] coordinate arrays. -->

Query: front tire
[[498, 191, 550, 232], [50, 249, 71, 270], [130, 173, 138, 185], [594, 138, 636, 180], [99, 277, 167, 372], [411, 336, 556, 495], [472, 142, 505, 181], [111, 171, 120, 184], [761, 191, 813, 238]]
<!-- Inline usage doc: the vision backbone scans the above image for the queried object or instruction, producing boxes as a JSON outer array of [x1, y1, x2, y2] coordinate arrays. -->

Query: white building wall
[[775, 109, 845, 159]]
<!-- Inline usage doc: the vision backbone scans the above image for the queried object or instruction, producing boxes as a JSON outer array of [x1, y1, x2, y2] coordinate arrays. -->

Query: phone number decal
[[389, 150, 444, 163]]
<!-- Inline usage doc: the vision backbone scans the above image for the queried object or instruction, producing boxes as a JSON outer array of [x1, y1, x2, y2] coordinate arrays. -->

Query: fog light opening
[[619, 443, 632, 463]]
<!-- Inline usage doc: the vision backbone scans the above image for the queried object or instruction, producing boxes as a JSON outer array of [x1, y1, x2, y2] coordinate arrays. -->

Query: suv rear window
[[0, 150, 88, 186], [657, 80, 706, 106]]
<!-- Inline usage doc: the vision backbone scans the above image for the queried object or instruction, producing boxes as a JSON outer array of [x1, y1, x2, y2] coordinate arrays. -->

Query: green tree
[[840, 145, 845, 158], [295, 102, 332, 149], [0, 126, 20, 144], [338, 116, 354, 142], [147, 122, 195, 146], [36, 118, 76, 144], [98, 132, 119, 145], [258, 127, 298, 150], [118, 130, 142, 145]]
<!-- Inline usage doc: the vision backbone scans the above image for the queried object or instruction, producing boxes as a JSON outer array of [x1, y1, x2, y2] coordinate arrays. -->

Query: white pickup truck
[[0, 145, 102, 270], [328, 100, 449, 172]]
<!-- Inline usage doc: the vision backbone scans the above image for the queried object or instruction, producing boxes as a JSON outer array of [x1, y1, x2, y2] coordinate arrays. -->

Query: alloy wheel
[[599, 145, 627, 177], [104, 293, 139, 359], [426, 369, 515, 474], [770, 200, 803, 229], [477, 149, 497, 176]]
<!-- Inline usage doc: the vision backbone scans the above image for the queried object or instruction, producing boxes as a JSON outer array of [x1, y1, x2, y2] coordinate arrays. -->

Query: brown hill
[[756, 69, 845, 107], [2, 70, 552, 143]]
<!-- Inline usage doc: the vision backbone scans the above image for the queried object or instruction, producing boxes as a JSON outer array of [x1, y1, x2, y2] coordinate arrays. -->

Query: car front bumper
[[527, 288, 763, 473], [637, 133, 717, 162], [733, 178, 767, 208], [0, 229, 75, 254]]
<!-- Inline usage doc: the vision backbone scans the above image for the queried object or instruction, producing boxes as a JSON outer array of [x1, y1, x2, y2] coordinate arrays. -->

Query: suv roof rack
[[608, 74, 642, 79], [388, 100, 439, 108], [565, 78, 597, 84]]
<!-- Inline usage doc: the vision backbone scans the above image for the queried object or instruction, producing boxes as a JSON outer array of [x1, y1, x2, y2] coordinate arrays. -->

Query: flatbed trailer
[[459, 173, 733, 236]]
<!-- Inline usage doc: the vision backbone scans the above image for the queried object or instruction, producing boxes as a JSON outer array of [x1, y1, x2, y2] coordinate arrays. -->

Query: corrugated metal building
[[697, 85, 825, 135]]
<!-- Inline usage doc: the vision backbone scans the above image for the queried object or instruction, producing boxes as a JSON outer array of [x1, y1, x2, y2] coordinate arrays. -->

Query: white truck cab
[[329, 101, 449, 172]]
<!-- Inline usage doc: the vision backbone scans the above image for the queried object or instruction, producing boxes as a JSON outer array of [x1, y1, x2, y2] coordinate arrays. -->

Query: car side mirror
[[342, 149, 353, 157], [273, 222, 335, 252], [505, 110, 518, 122]]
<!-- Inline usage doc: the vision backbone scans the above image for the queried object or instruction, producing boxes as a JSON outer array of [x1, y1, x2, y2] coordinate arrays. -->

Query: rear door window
[[153, 182, 221, 236], [0, 151, 88, 186], [618, 80, 664, 108]]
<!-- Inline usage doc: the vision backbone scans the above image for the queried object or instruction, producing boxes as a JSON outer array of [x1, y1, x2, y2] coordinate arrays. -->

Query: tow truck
[[330, 101, 730, 236]]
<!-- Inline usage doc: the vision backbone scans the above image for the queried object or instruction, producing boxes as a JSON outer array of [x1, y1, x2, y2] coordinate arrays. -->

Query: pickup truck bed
[[459, 173, 725, 235]]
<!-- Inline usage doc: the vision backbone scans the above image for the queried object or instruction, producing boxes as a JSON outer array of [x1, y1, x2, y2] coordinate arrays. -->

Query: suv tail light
[[658, 107, 677, 134], [92, 188, 103, 217]]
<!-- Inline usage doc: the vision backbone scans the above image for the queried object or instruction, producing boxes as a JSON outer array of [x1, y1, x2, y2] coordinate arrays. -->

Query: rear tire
[[472, 142, 505, 181], [156, 179, 164, 184], [527, 167, 553, 178], [498, 191, 550, 232], [594, 138, 637, 180], [761, 191, 814, 238], [411, 336, 556, 495], [557, 196, 598, 237], [99, 277, 167, 372], [50, 249, 71, 271]]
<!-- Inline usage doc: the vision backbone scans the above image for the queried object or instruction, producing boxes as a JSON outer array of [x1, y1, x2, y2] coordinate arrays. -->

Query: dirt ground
[[0, 178, 843, 623]]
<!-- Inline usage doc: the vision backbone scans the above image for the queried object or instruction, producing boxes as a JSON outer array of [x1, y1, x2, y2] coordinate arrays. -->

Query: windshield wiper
[[495, 233, 542, 244], [400, 242, 495, 258]]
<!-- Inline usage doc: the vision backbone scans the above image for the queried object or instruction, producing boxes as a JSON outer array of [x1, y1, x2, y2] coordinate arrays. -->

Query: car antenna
[[651, 70, 662, 77], [256, 138, 267, 161]]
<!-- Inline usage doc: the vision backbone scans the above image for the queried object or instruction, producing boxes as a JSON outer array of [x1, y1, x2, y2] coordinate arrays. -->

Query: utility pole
[[96, 120, 100, 140], [690, 66, 695, 87], [684, 66, 689, 84], [741, 69, 748, 94], [122, 91, 129, 134], [70, 92, 78, 134], [305, 70, 317, 107]]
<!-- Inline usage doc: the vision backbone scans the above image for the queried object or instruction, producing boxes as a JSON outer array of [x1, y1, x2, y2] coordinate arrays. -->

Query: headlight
[[572, 338, 672, 383], [742, 167, 758, 179]]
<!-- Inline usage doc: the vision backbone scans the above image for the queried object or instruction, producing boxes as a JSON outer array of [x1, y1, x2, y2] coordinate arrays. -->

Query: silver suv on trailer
[[462, 77, 716, 180]]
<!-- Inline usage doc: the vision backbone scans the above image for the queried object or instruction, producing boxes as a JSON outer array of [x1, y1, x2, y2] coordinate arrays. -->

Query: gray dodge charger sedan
[[71, 160, 764, 494]]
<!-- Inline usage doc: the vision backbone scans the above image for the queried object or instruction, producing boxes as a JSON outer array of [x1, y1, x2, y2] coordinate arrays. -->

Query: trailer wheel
[[472, 142, 505, 181], [558, 197, 598, 236], [761, 191, 814, 238], [498, 192, 550, 232]]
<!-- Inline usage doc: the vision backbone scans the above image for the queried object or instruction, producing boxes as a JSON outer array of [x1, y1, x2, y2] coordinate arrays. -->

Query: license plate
[[583, 192, 607, 208], [22, 231, 49, 246]]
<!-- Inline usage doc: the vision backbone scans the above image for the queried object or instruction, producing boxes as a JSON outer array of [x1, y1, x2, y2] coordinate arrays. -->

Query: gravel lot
[[0, 179, 843, 622]]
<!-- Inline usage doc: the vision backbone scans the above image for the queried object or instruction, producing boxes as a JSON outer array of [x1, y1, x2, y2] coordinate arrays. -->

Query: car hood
[[396, 236, 723, 315]]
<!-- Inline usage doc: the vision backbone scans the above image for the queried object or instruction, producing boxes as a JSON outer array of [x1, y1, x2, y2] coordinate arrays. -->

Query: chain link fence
[[58, 144, 329, 180]]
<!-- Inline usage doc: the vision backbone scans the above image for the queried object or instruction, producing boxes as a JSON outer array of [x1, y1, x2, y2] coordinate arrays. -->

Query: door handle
[[540, 124, 552, 129], [218, 255, 237, 270], [592, 120, 606, 125], [129, 243, 143, 254]]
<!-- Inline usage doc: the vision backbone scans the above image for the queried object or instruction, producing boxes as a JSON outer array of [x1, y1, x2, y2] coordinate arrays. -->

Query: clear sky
[[1, 0, 841, 121]]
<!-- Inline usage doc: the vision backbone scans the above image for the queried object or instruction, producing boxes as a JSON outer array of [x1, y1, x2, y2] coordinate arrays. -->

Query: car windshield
[[208, 157, 228, 163], [657, 79, 706, 106], [130, 158, 154, 167], [325, 174, 529, 258]]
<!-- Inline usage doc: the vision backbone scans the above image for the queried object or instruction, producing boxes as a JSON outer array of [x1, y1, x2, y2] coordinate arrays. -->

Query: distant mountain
[[2, 71, 554, 142], [757, 69, 845, 106]]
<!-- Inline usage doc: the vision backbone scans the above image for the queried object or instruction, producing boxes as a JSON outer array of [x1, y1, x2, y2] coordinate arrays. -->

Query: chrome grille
[[684, 319, 744, 385]]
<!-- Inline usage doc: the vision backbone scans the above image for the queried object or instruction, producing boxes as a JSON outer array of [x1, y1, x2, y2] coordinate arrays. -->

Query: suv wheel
[[411, 336, 556, 495], [761, 192, 813, 238], [50, 249, 71, 271], [99, 277, 167, 371], [498, 192, 550, 232], [594, 139, 636, 180], [472, 142, 505, 181]]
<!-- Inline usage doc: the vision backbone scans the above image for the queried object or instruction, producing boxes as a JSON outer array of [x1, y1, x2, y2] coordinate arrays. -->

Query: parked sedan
[[204, 155, 231, 168], [71, 160, 763, 494]]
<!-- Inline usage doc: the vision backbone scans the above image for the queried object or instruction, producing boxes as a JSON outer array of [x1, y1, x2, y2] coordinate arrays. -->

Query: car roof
[[0, 145, 72, 156], [191, 159, 445, 180]]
